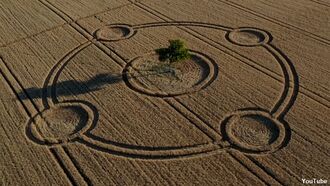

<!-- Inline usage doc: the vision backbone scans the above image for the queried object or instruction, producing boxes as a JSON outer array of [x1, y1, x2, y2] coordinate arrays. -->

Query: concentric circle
[[220, 110, 286, 153], [26, 102, 94, 145], [95, 24, 135, 41], [123, 50, 217, 97], [226, 28, 271, 46]]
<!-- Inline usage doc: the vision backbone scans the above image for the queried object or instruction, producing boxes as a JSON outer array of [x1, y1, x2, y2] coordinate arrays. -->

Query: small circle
[[226, 28, 271, 46], [95, 24, 134, 41], [220, 110, 286, 153], [123, 50, 217, 97], [26, 102, 94, 145], [229, 115, 279, 146]]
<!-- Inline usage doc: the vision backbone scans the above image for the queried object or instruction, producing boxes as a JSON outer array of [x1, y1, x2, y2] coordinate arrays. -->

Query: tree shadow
[[18, 69, 173, 100], [17, 73, 124, 100]]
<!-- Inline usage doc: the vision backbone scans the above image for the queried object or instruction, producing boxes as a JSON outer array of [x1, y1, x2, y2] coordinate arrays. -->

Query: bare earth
[[1, 0, 329, 185]]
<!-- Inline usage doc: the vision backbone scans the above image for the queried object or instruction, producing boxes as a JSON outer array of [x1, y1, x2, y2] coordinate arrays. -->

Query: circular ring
[[122, 50, 218, 97], [94, 24, 135, 42], [226, 27, 271, 47], [220, 110, 287, 153], [26, 101, 95, 146]]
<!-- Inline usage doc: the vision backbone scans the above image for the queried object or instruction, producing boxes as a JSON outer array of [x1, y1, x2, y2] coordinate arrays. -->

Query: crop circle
[[123, 51, 217, 97], [226, 28, 271, 46], [95, 24, 135, 41], [220, 110, 286, 153], [26, 102, 94, 145]]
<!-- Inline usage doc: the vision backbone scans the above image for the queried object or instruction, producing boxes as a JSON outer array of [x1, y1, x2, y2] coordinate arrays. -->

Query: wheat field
[[0, 0, 329, 185]]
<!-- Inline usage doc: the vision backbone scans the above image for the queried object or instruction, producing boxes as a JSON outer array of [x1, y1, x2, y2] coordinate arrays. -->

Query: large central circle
[[123, 51, 217, 97]]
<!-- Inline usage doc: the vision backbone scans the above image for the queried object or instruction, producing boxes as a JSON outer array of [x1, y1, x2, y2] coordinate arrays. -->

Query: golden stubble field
[[0, 0, 329, 185]]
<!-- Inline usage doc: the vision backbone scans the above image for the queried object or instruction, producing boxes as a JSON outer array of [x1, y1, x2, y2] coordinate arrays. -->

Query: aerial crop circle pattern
[[24, 21, 298, 160]]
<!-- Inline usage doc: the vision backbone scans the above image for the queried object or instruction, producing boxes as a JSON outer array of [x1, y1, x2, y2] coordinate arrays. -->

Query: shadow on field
[[17, 68, 173, 100], [17, 73, 124, 100]]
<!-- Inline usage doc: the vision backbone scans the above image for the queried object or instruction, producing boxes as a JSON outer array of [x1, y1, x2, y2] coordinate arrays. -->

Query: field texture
[[1, 0, 329, 185]]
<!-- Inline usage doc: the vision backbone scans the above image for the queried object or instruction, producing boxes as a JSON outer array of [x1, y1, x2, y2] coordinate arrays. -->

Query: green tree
[[156, 39, 191, 63]]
